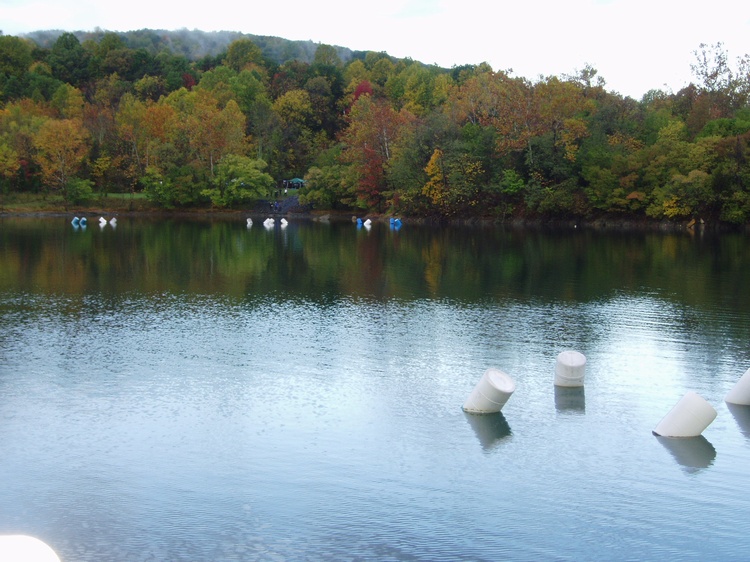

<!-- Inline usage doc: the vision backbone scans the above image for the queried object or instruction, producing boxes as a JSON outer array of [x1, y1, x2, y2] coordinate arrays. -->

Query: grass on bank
[[0, 190, 301, 215]]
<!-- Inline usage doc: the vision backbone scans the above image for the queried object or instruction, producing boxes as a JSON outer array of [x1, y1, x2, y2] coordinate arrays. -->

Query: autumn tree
[[32, 118, 91, 204], [340, 95, 415, 211], [179, 90, 247, 179]]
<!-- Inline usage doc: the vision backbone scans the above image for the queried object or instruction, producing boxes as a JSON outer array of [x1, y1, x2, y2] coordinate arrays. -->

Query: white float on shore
[[652, 391, 717, 437], [725, 367, 750, 405], [554, 350, 586, 387], [462, 367, 516, 414], [0, 535, 60, 561]]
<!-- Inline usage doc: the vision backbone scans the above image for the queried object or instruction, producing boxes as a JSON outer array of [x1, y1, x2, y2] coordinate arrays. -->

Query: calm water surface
[[1, 216, 750, 561]]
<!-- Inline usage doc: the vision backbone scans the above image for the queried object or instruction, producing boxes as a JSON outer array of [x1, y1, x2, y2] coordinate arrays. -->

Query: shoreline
[[2, 202, 749, 234]]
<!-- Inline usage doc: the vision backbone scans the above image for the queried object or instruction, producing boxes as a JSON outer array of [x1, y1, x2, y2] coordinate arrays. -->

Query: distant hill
[[22, 28, 368, 66]]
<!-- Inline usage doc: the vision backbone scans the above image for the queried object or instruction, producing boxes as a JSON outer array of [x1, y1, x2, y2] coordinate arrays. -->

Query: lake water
[[1, 216, 750, 561]]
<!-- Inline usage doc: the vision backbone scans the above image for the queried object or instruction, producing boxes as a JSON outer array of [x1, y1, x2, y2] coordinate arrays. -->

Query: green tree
[[202, 154, 273, 207], [225, 39, 264, 73], [47, 32, 90, 87], [0, 35, 33, 82]]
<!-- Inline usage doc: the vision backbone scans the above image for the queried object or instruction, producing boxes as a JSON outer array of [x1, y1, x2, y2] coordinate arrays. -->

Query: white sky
[[2, 0, 749, 99]]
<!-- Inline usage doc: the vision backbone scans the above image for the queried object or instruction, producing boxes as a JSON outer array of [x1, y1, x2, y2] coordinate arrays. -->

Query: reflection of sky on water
[[3, 222, 750, 560]]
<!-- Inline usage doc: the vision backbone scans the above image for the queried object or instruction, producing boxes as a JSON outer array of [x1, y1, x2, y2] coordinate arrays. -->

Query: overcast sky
[[2, 0, 749, 99]]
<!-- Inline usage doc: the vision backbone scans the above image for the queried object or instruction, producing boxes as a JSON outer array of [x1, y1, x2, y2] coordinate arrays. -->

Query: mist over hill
[[22, 28, 370, 67]]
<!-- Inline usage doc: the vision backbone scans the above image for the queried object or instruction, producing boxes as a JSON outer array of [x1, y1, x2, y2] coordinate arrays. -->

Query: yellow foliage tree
[[32, 118, 89, 196]]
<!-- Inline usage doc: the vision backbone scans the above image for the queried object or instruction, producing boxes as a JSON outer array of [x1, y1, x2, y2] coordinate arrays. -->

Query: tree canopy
[[1, 31, 750, 224]]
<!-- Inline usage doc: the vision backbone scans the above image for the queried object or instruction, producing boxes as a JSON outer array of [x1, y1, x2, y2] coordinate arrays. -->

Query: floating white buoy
[[462, 367, 516, 414], [725, 367, 750, 405], [109, 217, 117, 226], [79, 217, 87, 226], [652, 391, 717, 438], [0, 535, 61, 561], [246, 218, 253, 227], [71, 216, 80, 226], [263, 218, 274, 229], [363, 218, 371, 227], [554, 350, 586, 387], [280, 218, 288, 226], [99, 216, 107, 225]]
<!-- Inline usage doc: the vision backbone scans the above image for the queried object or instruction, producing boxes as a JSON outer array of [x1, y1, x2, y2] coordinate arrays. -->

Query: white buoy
[[725, 367, 750, 405], [462, 367, 516, 414], [363, 218, 371, 227], [109, 217, 117, 226], [652, 391, 717, 437], [554, 350, 586, 387], [280, 218, 288, 226], [99, 216, 107, 225], [0, 535, 61, 561]]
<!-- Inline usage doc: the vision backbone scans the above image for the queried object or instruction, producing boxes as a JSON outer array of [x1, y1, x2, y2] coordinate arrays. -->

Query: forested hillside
[[1, 29, 749, 224]]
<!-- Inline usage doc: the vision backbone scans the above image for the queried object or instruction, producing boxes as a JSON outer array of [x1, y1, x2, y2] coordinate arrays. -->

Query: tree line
[[1, 30, 749, 224]]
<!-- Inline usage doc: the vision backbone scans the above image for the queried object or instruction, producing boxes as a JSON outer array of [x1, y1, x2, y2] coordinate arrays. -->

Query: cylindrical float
[[725, 367, 750, 405], [554, 350, 586, 387], [462, 367, 516, 414], [652, 391, 717, 437]]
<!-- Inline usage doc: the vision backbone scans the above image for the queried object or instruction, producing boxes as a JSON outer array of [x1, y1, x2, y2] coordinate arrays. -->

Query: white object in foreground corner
[[554, 350, 586, 387], [653, 391, 717, 438], [463, 367, 516, 414], [725, 367, 750, 405], [0, 535, 61, 562]]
